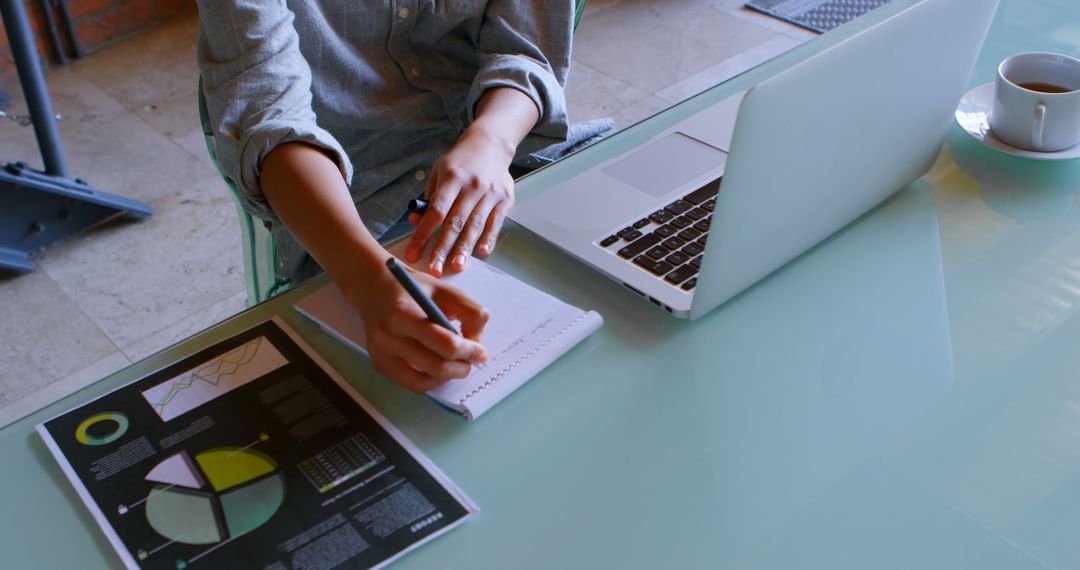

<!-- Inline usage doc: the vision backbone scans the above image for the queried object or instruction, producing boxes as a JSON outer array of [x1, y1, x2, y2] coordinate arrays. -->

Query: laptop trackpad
[[602, 132, 726, 198]]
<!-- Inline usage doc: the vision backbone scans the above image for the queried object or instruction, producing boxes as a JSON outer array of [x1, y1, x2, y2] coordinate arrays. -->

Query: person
[[198, 2, 606, 394]]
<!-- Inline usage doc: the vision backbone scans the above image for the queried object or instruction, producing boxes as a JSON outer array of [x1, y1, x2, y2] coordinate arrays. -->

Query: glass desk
[[4, 0, 1080, 567]]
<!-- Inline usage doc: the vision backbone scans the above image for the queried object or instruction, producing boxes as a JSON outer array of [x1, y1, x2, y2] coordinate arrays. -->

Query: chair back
[[198, 84, 285, 305]]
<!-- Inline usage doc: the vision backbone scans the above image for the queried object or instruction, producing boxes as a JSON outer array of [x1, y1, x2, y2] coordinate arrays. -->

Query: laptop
[[510, 0, 998, 319]]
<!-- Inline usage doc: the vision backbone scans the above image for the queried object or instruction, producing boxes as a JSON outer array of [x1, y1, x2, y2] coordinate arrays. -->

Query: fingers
[[379, 333, 473, 380], [386, 272, 488, 356], [370, 355, 442, 394], [406, 167, 461, 268], [368, 307, 486, 393], [404, 162, 513, 274], [350, 253, 493, 394], [430, 283, 490, 341], [426, 188, 481, 276], [395, 313, 487, 362], [445, 195, 496, 273], [477, 199, 511, 257]]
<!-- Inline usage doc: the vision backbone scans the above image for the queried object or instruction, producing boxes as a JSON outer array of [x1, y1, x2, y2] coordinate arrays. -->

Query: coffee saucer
[[955, 82, 1080, 161]]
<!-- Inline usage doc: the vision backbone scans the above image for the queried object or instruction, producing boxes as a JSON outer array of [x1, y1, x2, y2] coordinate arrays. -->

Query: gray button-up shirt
[[197, 0, 574, 249]]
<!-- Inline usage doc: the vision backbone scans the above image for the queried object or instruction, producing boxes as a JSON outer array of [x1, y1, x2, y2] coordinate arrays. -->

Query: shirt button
[[409, 66, 421, 78], [414, 170, 427, 181], [398, 7, 410, 18]]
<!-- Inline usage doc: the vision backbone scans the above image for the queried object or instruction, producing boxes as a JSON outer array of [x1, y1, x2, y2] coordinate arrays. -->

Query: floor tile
[[132, 85, 216, 169], [572, 0, 776, 94], [0, 67, 129, 168], [70, 15, 200, 113], [566, 60, 670, 129], [0, 88, 218, 208], [704, 0, 819, 41], [0, 271, 118, 407], [716, 2, 813, 35], [172, 125, 219, 173], [131, 85, 198, 143], [0, 120, 37, 165], [0, 65, 128, 128], [656, 34, 803, 103], [0, 351, 130, 428], [702, 0, 751, 10], [46, 110, 220, 206], [581, 0, 628, 17], [122, 290, 247, 362], [39, 180, 244, 350], [784, 26, 820, 42]]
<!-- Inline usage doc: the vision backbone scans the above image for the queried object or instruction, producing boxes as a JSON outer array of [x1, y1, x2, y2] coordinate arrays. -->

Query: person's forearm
[[260, 142, 488, 394], [465, 87, 540, 159], [260, 142, 387, 291]]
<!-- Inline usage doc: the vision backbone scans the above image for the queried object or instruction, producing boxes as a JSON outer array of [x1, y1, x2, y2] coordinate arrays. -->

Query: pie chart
[[144, 447, 285, 545], [75, 412, 129, 446]]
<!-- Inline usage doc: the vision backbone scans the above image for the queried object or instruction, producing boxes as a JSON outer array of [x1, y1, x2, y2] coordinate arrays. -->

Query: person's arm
[[405, 1, 574, 275], [197, 0, 351, 226], [260, 144, 489, 394], [197, 1, 488, 393]]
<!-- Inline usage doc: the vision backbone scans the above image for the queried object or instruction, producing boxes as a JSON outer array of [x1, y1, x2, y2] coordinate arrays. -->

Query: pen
[[408, 197, 428, 216], [385, 258, 457, 333]]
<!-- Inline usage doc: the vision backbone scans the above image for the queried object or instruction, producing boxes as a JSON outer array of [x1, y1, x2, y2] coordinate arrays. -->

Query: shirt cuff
[[467, 53, 569, 144], [225, 120, 354, 224]]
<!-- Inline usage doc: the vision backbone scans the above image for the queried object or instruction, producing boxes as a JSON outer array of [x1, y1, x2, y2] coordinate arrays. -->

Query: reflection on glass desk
[[4, 0, 1080, 567]]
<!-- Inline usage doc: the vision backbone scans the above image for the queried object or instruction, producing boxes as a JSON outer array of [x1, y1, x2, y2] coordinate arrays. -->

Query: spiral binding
[[458, 312, 589, 407]]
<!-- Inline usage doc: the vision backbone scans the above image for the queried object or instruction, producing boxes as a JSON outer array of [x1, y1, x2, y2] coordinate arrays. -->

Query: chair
[[200, 1, 590, 305], [198, 88, 284, 305]]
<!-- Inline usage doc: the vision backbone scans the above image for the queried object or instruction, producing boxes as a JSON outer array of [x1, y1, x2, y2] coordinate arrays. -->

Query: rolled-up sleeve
[[196, 0, 352, 224], [466, 0, 574, 144]]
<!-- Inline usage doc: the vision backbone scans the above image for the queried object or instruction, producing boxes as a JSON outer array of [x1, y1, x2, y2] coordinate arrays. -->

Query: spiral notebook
[[294, 255, 603, 420]]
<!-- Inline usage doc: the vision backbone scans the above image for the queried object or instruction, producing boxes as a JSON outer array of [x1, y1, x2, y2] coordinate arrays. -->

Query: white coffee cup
[[990, 52, 1080, 152]]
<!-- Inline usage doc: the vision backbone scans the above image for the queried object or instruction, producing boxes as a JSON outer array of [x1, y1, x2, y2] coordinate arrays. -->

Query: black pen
[[385, 258, 457, 333], [408, 197, 428, 216]]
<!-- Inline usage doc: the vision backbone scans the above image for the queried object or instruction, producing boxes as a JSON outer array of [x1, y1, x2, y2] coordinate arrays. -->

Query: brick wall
[[0, 0, 196, 78]]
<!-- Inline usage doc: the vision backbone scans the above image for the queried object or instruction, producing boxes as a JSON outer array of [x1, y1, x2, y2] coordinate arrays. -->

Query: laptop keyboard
[[596, 178, 720, 291]]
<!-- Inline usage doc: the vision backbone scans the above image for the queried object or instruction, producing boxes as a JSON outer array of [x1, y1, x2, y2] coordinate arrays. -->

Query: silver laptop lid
[[690, 0, 998, 319]]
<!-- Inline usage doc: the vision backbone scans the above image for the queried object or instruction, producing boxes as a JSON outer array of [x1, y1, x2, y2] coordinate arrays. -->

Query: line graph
[[142, 336, 288, 421]]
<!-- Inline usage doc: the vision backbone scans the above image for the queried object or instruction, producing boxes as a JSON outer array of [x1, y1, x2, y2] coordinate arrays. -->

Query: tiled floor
[[0, 0, 811, 427]]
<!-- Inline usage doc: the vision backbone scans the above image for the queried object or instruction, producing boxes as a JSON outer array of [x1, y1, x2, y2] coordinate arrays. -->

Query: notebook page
[[294, 254, 602, 419], [433, 305, 603, 419], [421, 261, 596, 414]]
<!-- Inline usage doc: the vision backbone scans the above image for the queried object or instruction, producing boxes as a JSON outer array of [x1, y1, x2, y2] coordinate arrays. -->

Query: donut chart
[[144, 448, 285, 545], [75, 412, 129, 446]]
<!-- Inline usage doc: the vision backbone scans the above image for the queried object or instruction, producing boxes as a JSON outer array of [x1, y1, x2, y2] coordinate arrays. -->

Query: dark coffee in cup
[[1018, 82, 1074, 94]]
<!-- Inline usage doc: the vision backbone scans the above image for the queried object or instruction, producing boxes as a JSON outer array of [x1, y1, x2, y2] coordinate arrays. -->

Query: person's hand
[[405, 125, 515, 276], [343, 262, 489, 393]]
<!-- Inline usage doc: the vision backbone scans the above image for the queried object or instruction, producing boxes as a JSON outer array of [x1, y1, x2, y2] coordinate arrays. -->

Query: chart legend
[[299, 434, 386, 493]]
